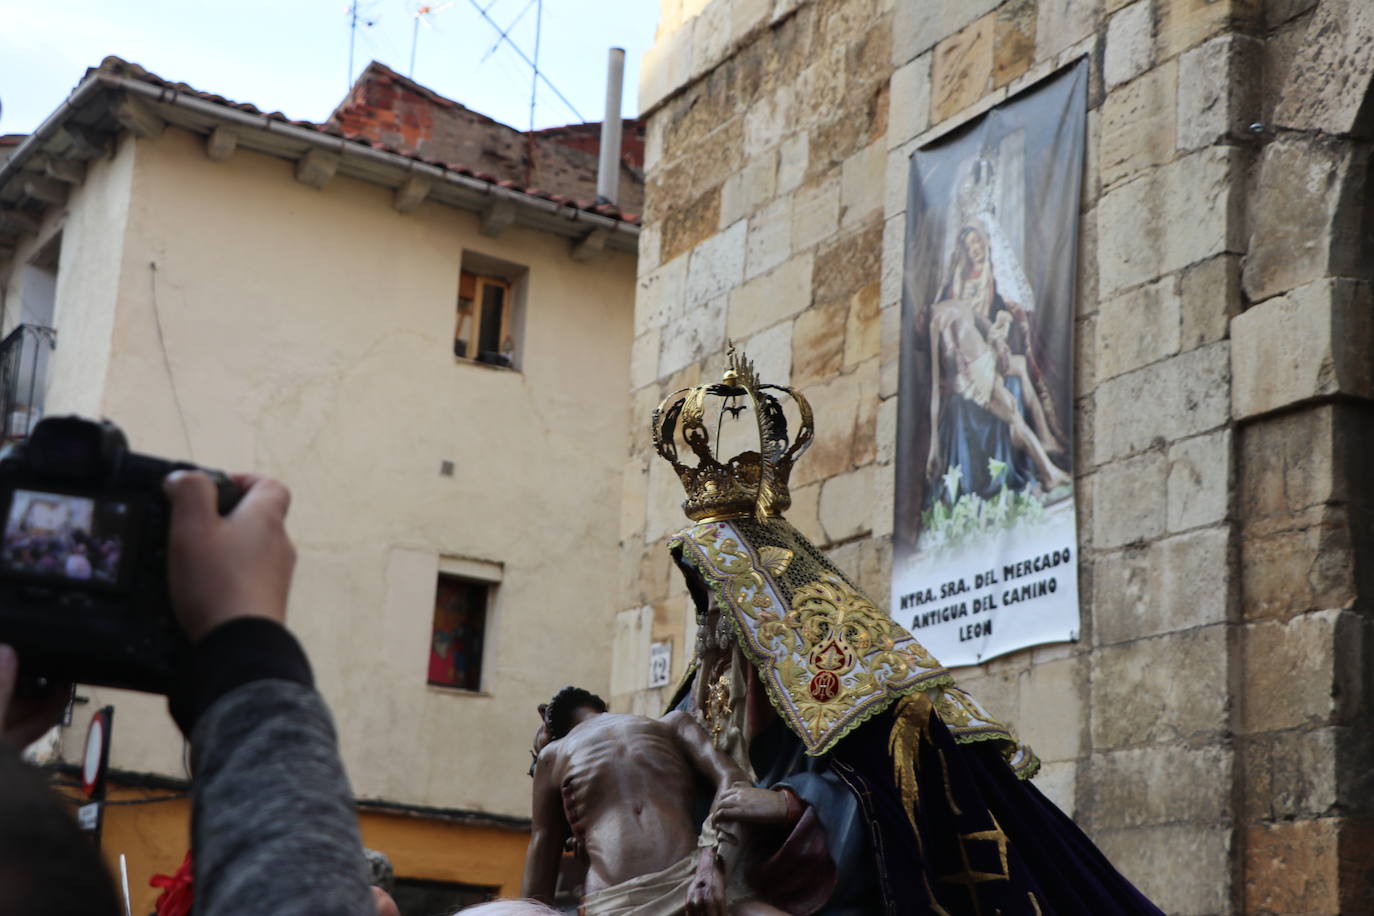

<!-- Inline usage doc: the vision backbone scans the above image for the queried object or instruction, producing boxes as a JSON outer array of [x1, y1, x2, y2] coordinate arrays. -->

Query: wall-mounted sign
[[893, 61, 1088, 666], [648, 640, 672, 689]]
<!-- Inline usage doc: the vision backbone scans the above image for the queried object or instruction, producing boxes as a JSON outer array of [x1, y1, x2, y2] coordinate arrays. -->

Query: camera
[[0, 416, 240, 694]]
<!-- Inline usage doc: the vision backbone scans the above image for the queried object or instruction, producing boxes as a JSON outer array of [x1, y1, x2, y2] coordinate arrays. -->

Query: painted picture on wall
[[892, 61, 1087, 666]]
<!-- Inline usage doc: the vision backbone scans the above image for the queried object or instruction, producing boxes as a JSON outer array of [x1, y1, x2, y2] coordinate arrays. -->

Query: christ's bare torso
[[545, 712, 703, 894]]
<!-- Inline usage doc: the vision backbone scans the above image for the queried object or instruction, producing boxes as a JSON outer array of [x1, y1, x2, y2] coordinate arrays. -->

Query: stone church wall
[[616, 0, 1374, 912]]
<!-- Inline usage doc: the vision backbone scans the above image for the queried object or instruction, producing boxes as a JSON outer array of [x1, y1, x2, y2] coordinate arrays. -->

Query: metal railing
[[0, 324, 56, 441]]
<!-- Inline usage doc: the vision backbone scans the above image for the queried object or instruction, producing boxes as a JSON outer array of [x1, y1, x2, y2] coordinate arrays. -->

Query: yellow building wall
[[41, 124, 635, 828]]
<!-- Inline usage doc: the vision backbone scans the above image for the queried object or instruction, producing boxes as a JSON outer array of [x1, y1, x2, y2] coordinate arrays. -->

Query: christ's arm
[[521, 747, 569, 904]]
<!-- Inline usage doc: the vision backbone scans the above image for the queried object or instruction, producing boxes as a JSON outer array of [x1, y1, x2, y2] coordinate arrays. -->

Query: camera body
[[0, 416, 239, 694]]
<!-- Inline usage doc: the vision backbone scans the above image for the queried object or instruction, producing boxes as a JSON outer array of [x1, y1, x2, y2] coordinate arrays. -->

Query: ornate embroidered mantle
[[672, 518, 1037, 773]]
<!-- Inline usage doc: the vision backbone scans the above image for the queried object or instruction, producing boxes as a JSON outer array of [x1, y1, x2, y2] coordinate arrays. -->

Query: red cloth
[[149, 851, 194, 916]]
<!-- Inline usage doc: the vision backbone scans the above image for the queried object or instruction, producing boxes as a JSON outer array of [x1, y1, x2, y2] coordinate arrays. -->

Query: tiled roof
[[95, 57, 640, 225]]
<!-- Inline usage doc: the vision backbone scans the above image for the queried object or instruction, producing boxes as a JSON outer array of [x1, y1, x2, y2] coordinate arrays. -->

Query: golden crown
[[652, 345, 814, 524]]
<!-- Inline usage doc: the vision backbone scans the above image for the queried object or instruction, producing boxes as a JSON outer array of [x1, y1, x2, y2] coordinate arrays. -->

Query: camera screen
[[0, 489, 133, 586]]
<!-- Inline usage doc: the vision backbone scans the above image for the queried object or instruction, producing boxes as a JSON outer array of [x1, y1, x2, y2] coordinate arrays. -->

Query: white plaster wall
[[65, 126, 634, 818]]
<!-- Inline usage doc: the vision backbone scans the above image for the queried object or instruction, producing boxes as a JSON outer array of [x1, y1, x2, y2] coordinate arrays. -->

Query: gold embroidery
[[889, 693, 933, 846], [757, 545, 794, 577], [1028, 892, 1043, 915], [938, 812, 1012, 916]]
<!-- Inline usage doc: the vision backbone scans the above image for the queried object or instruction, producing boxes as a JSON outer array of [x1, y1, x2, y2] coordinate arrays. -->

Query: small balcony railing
[[0, 324, 56, 442]]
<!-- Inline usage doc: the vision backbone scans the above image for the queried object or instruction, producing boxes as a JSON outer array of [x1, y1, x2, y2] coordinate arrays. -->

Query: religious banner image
[[892, 61, 1087, 667]]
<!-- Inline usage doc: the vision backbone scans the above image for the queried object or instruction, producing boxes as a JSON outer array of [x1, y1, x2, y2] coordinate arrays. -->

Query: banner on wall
[[891, 61, 1087, 667]]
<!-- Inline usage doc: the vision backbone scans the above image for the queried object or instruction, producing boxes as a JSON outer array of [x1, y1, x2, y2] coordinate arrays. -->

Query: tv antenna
[[410, 2, 454, 77], [345, 1, 380, 90]]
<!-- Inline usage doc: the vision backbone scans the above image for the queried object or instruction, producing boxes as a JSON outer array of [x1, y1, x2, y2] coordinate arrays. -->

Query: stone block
[[1238, 405, 1339, 524], [791, 300, 847, 390], [839, 141, 885, 229], [1096, 276, 1182, 381], [745, 196, 793, 280], [620, 456, 649, 541], [649, 117, 744, 217], [819, 464, 875, 542], [892, 0, 999, 66], [992, 0, 1037, 88], [879, 352, 898, 399], [794, 47, 849, 136], [1155, 0, 1256, 61], [744, 85, 794, 158], [790, 177, 841, 253], [1245, 138, 1368, 303], [844, 20, 894, 107], [726, 253, 814, 340], [1093, 342, 1230, 464], [659, 295, 727, 380], [1085, 744, 1232, 829], [871, 456, 895, 538], [690, 0, 731, 81], [1015, 657, 1084, 761], [844, 281, 881, 368], [1093, 526, 1230, 643], [786, 481, 825, 545], [1177, 33, 1261, 151], [1244, 818, 1340, 916], [1098, 146, 1246, 298], [719, 152, 777, 229], [1100, 60, 1178, 189], [1091, 451, 1167, 548], [1241, 518, 1358, 622], [813, 223, 884, 307], [1244, 727, 1346, 821], [630, 384, 662, 456], [1104, 0, 1154, 90], [1179, 254, 1241, 350], [1076, 205, 1099, 318], [879, 216, 906, 313], [1036, 0, 1100, 61], [610, 605, 654, 696], [887, 52, 932, 151], [729, 0, 771, 46], [636, 255, 688, 335], [647, 451, 691, 547], [1232, 279, 1374, 420], [1089, 625, 1229, 748], [852, 357, 880, 467], [1273, 0, 1374, 136], [776, 133, 808, 195], [637, 222, 663, 278], [1033, 761, 1077, 817], [744, 317, 794, 389], [931, 13, 994, 125], [1093, 826, 1231, 915], [1166, 428, 1231, 532], [792, 369, 862, 488], [1240, 609, 1348, 734], [685, 219, 747, 306], [631, 327, 662, 391]]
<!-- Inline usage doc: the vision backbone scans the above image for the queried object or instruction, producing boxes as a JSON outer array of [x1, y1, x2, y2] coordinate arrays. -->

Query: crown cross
[[651, 345, 814, 524]]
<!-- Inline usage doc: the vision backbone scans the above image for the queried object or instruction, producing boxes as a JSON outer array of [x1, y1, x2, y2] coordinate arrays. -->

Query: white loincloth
[[579, 822, 748, 916], [956, 348, 998, 408]]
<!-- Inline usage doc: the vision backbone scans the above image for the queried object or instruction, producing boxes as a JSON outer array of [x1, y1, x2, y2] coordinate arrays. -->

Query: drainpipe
[[596, 48, 625, 207]]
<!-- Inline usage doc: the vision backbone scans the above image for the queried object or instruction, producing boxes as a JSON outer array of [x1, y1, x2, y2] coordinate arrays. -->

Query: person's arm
[[521, 747, 569, 904], [163, 471, 373, 916]]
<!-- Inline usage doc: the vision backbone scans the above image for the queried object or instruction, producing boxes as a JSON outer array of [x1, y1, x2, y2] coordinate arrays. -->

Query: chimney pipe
[[596, 47, 625, 207]]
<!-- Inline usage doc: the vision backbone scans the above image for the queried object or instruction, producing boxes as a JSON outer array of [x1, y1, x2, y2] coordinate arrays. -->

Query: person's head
[[544, 686, 606, 740], [0, 742, 120, 916], [453, 901, 558, 915], [957, 224, 989, 271]]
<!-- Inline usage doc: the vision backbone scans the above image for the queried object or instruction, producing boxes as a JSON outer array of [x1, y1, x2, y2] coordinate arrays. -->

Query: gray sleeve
[[189, 679, 372, 916]]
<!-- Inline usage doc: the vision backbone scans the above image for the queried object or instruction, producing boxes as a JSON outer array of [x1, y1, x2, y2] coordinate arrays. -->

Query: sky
[[0, 0, 662, 137]]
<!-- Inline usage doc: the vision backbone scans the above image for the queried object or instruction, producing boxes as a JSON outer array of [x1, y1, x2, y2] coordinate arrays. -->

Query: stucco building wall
[[617, 1, 1374, 913], [19, 124, 634, 821]]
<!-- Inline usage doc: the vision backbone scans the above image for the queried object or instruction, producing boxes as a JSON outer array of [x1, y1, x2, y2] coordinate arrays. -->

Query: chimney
[[596, 47, 625, 207]]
